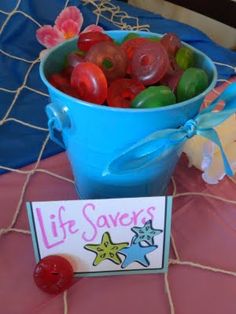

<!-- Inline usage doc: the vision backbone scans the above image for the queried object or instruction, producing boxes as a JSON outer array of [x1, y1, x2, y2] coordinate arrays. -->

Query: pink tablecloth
[[1, 144, 236, 314], [0, 78, 236, 314]]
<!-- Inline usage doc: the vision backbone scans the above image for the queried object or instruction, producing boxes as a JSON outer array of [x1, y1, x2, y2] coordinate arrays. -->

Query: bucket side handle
[[46, 103, 71, 149]]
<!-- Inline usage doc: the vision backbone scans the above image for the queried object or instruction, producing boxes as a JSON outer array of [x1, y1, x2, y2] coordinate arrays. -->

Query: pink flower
[[55, 6, 83, 38], [36, 25, 64, 48], [36, 6, 103, 49]]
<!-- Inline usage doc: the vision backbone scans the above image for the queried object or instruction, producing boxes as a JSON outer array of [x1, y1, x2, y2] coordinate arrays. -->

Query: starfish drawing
[[119, 242, 157, 268], [131, 219, 163, 245], [84, 232, 129, 266]]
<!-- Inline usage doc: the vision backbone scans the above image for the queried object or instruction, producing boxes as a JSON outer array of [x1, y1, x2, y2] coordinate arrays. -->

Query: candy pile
[[48, 31, 209, 109]]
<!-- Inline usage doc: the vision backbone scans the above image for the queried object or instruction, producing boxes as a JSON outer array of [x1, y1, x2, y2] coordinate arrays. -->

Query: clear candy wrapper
[[183, 114, 236, 184]]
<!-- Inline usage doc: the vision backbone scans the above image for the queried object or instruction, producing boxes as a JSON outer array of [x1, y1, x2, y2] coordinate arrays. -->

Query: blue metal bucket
[[40, 30, 217, 199]]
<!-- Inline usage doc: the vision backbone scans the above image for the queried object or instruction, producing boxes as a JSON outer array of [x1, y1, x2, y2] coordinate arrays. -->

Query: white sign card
[[27, 196, 172, 277]]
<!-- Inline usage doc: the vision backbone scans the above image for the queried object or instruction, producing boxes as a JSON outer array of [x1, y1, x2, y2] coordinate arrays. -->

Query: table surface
[[1, 1, 236, 313]]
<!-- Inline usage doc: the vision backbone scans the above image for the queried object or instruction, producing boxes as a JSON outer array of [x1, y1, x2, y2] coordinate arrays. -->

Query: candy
[[67, 51, 85, 68], [132, 85, 176, 108], [160, 56, 183, 92], [85, 41, 128, 82], [147, 36, 161, 42], [71, 62, 107, 104], [176, 67, 208, 102], [49, 72, 79, 98], [130, 41, 170, 86], [160, 32, 181, 57], [61, 65, 74, 78], [160, 68, 183, 92], [33, 255, 73, 294], [121, 32, 140, 43], [107, 78, 145, 108], [121, 37, 149, 74], [175, 46, 194, 70], [77, 31, 113, 52], [48, 31, 210, 109], [49, 73, 69, 89]]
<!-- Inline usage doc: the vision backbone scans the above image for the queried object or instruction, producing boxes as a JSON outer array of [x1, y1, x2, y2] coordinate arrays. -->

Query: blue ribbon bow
[[107, 83, 236, 176]]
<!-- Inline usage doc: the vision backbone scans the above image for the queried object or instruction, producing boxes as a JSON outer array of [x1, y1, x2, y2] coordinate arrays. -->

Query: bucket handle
[[46, 103, 71, 149]]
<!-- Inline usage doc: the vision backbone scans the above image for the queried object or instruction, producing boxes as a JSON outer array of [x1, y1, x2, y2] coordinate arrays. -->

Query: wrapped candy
[[183, 114, 236, 184]]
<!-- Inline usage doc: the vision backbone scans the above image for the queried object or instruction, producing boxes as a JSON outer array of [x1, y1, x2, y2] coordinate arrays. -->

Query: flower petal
[[36, 25, 64, 48], [55, 6, 83, 33], [60, 19, 80, 39], [82, 24, 104, 33]]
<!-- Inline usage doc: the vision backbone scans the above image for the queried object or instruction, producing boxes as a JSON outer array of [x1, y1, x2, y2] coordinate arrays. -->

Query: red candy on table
[[71, 62, 108, 104], [85, 41, 128, 82], [77, 31, 113, 52], [131, 41, 170, 86], [107, 78, 145, 108], [33, 255, 73, 294], [121, 37, 150, 74], [160, 32, 181, 57]]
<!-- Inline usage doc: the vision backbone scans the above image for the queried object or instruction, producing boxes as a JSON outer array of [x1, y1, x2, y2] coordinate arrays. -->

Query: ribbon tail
[[105, 129, 186, 175], [198, 128, 234, 176]]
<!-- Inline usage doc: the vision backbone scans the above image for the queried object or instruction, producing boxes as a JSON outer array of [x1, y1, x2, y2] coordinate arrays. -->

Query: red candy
[[49, 72, 79, 98], [121, 37, 149, 74], [49, 73, 69, 89], [131, 41, 170, 86], [77, 31, 113, 52], [67, 51, 85, 68], [33, 255, 73, 294], [107, 78, 145, 108], [160, 32, 181, 57], [160, 56, 183, 92], [85, 41, 128, 82], [160, 68, 183, 92], [71, 62, 107, 104], [61, 65, 74, 78]]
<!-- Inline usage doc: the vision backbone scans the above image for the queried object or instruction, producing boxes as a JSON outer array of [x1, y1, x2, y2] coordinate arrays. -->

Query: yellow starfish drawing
[[84, 232, 129, 266]]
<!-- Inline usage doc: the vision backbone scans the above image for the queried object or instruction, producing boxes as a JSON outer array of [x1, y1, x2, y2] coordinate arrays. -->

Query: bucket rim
[[39, 30, 218, 113]]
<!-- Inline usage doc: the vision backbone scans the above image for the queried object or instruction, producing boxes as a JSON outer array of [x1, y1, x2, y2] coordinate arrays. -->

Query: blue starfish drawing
[[119, 242, 157, 268], [131, 219, 163, 245]]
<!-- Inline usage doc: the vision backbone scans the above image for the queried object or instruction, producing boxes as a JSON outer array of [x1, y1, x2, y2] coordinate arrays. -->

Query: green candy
[[147, 36, 161, 42], [177, 67, 209, 102], [122, 32, 140, 43], [176, 46, 194, 70], [131, 86, 176, 109]]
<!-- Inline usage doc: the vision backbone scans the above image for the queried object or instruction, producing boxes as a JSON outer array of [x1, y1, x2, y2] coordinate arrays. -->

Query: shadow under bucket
[[40, 30, 217, 199]]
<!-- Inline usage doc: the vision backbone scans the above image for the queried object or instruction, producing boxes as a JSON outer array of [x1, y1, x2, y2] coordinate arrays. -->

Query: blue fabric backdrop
[[0, 0, 235, 174]]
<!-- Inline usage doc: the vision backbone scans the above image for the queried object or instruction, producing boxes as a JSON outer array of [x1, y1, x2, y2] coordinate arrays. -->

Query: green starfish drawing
[[132, 220, 163, 245], [84, 232, 129, 266]]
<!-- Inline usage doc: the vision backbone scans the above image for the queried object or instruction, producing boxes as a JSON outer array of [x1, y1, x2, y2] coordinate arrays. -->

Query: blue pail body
[[40, 31, 217, 199]]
